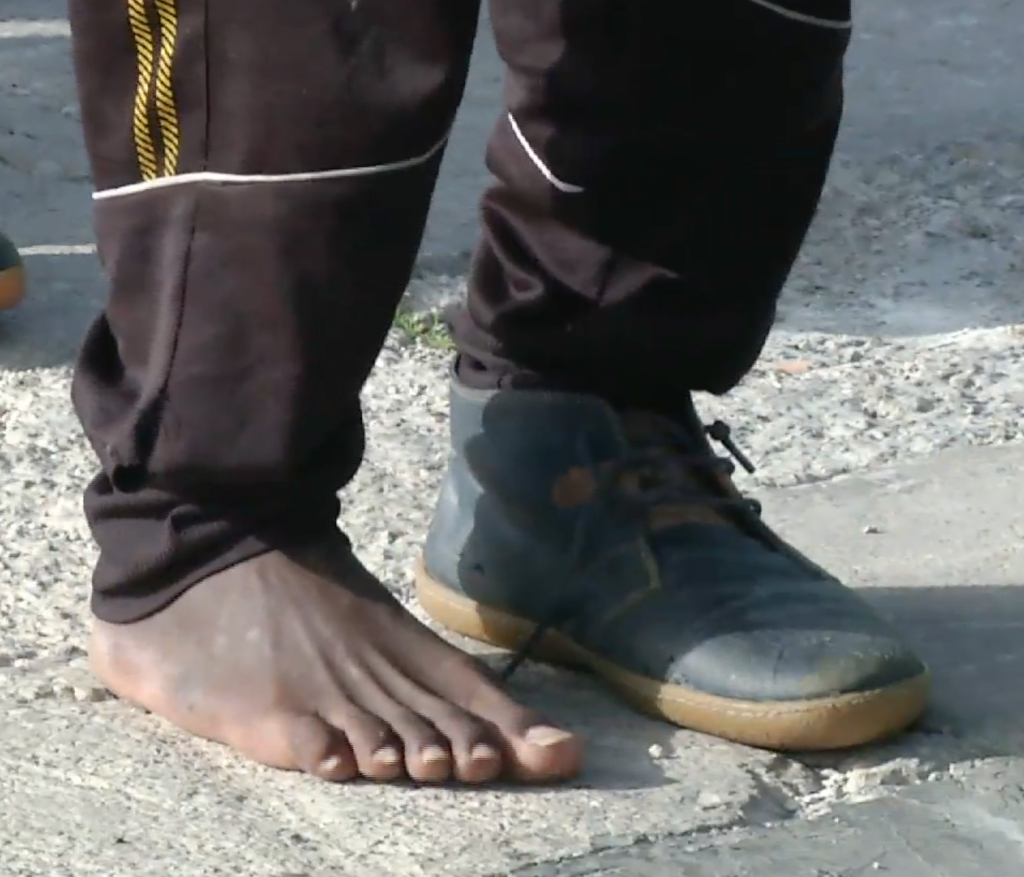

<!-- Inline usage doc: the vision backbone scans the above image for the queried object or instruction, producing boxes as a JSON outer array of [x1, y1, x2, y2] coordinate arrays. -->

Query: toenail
[[470, 743, 500, 762], [319, 755, 343, 773], [374, 746, 402, 766], [420, 745, 449, 764], [524, 726, 573, 747]]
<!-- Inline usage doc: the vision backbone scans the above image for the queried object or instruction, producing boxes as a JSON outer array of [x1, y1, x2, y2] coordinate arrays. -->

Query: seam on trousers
[[507, 112, 585, 194], [111, 0, 197, 479], [137, 0, 201, 478], [742, 0, 852, 29], [92, 130, 451, 200], [109, 189, 199, 483]]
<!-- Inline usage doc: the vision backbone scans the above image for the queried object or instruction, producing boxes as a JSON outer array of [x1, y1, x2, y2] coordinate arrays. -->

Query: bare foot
[[90, 537, 583, 784]]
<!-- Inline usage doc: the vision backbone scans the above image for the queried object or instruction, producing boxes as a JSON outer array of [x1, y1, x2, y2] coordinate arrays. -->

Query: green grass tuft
[[393, 303, 455, 350]]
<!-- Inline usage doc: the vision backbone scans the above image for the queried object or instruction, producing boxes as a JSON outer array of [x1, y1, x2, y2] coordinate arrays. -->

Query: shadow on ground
[[3, 578, 1021, 876], [54, 579, 1021, 799], [505, 580, 1024, 794], [184, 579, 1024, 795], [820, 583, 1024, 767]]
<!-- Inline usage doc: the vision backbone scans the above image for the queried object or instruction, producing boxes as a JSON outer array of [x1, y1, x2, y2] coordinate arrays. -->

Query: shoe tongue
[[620, 410, 700, 452], [617, 411, 730, 530]]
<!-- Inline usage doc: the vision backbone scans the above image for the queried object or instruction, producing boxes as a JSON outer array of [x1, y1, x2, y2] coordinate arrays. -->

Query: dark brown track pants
[[68, 0, 851, 622]]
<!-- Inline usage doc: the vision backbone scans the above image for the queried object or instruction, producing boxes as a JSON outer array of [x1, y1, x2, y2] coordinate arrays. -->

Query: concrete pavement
[[3, 0, 1024, 874], [3, 442, 1024, 875]]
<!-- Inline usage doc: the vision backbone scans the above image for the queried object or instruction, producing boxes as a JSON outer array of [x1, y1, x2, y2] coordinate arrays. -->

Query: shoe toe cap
[[588, 580, 927, 704], [665, 625, 927, 703]]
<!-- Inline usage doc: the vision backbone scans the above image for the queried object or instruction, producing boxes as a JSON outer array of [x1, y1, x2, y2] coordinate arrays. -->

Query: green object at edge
[[0, 232, 23, 272]]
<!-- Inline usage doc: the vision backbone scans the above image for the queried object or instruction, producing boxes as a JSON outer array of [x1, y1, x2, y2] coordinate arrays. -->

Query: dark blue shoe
[[417, 377, 929, 751]]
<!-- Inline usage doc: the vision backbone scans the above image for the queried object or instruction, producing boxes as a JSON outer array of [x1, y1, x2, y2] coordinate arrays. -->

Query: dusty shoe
[[417, 377, 929, 752], [0, 233, 26, 312]]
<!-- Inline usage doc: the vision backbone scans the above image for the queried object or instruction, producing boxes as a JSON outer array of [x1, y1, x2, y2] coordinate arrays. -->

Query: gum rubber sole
[[415, 561, 930, 752]]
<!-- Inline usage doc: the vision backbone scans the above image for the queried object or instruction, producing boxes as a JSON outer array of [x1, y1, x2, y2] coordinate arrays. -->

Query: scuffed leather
[[423, 378, 925, 703]]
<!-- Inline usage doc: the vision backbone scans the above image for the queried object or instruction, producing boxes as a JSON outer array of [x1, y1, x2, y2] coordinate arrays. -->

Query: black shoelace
[[499, 419, 759, 682]]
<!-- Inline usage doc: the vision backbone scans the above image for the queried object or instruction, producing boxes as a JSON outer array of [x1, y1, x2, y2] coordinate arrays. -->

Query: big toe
[[453, 675, 583, 781], [504, 723, 583, 782]]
